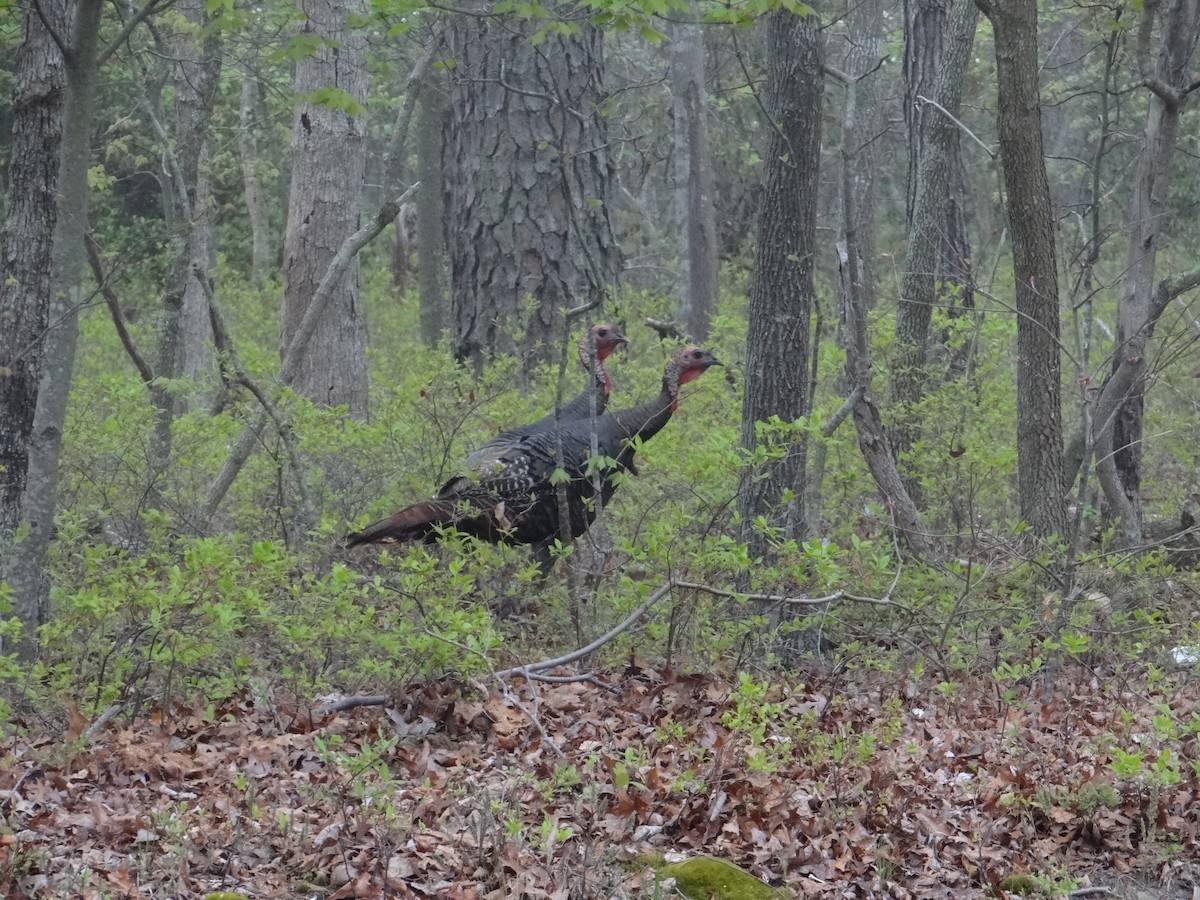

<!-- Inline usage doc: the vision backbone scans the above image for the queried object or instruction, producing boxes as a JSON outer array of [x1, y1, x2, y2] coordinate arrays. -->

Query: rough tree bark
[[3, 0, 103, 659], [1096, 0, 1200, 546], [443, 12, 622, 370], [281, 0, 370, 416], [0, 0, 67, 544], [738, 8, 824, 563], [977, 0, 1067, 542], [838, 0, 882, 306], [891, 0, 978, 478], [903, 0, 973, 300], [670, 3, 718, 341]]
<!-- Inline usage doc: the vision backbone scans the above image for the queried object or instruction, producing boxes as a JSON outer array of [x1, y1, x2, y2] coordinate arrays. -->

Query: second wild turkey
[[345, 345, 722, 570], [465, 321, 627, 474]]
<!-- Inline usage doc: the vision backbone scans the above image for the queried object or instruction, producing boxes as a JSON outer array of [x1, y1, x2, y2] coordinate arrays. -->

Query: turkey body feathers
[[345, 346, 721, 560], [465, 323, 627, 475]]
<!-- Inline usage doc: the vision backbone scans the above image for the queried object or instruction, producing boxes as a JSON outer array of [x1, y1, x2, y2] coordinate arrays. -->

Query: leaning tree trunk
[[738, 8, 824, 564], [978, 0, 1067, 542], [281, 0, 370, 416], [1096, 0, 1200, 547], [670, 3, 718, 341], [3, 0, 102, 660], [443, 12, 622, 371]]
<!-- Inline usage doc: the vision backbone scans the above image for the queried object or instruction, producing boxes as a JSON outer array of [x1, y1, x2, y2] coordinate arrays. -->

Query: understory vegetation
[[2, 248, 1199, 895]]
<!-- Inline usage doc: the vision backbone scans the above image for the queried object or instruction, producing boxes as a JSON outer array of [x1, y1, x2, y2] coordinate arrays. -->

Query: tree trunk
[[978, 0, 1066, 542], [161, 0, 221, 404], [239, 74, 271, 281], [670, 4, 718, 341], [416, 73, 446, 346], [3, 0, 102, 659], [891, 0, 978, 478], [839, 0, 883, 307], [0, 0, 67, 542], [903, 0, 974, 304], [1096, 0, 1200, 546], [738, 8, 824, 563], [443, 13, 622, 370], [281, 0, 370, 416]]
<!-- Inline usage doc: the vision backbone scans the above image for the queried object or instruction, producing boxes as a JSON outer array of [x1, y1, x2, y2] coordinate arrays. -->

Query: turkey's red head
[[674, 345, 723, 387], [588, 322, 629, 361]]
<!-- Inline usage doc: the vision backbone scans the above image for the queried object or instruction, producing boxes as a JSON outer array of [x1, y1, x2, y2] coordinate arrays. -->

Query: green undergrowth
[[4, 262, 1199, 731]]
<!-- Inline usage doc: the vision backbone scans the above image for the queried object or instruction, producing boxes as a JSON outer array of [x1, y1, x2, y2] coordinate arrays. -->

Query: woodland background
[[1, 0, 1200, 896]]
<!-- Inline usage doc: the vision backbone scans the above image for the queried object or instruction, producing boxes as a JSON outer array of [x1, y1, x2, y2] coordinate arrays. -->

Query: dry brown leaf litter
[[0, 664, 1197, 898]]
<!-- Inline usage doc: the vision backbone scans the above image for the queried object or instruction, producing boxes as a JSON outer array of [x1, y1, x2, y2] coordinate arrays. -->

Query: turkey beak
[[705, 353, 723, 368]]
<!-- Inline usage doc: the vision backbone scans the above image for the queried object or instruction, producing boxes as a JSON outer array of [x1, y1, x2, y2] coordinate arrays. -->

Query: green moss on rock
[[648, 856, 785, 900]]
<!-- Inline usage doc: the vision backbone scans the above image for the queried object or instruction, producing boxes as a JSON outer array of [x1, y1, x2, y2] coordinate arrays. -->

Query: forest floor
[[1, 660, 1198, 899]]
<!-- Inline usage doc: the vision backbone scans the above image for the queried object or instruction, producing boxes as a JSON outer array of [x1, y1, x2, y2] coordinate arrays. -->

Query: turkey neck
[[604, 374, 680, 447]]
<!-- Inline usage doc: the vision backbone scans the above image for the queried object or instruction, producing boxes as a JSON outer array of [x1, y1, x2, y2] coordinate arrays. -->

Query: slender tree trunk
[[239, 74, 271, 281], [738, 8, 824, 563], [161, 0, 222, 403], [443, 13, 622, 370], [416, 73, 446, 346], [1096, 0, 1200, 546], [3, 0, 102, 659], [891, 0, 978, 479], [978, 0, 1066, 541], [181, 146, 218, 381], [670, 4, 718, 341], [839, 0, 882, 307], [281, 0, 370, 416]]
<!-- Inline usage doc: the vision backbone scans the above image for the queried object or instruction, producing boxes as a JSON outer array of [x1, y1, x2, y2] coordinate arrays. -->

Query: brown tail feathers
[[344, 499, 459, 548]]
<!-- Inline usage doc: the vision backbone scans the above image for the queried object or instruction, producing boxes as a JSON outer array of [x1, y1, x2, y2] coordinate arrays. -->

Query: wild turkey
[[345, 345, 722, 569], [465, 321, 627, 473]]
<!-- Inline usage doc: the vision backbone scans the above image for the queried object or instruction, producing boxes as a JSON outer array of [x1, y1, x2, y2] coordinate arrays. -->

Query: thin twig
[[671, 579, 898, 608]]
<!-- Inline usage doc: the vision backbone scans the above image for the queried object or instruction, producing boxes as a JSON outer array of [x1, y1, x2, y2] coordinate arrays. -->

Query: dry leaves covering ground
[[1, 663, 1198, 899]]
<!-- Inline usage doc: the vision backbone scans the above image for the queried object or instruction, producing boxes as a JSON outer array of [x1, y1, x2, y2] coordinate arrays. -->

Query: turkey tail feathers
[[344, 499, 459, 548]]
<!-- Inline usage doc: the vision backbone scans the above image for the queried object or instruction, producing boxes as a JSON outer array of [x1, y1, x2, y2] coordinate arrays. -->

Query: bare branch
[[315, 695, 391, 715], [85, 233, 155, 387], [671, 579, 898, 608], [915, 94, 997, 159], [82, 703, 123, 743], [496, 580, 675, 679]]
